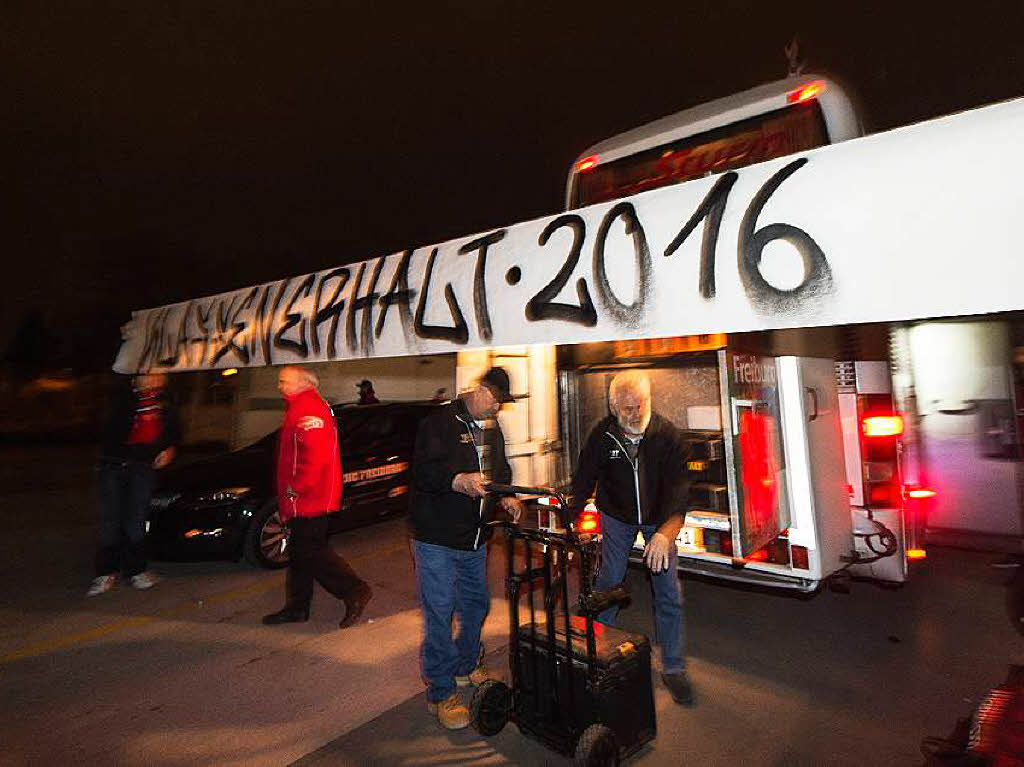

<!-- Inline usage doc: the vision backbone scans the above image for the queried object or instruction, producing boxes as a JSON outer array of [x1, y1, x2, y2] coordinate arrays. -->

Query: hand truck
[[470, 484, 657, 767]]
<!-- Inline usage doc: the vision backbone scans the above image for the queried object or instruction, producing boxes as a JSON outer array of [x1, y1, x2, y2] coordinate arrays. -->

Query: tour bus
[[556, 74, 921, 590]]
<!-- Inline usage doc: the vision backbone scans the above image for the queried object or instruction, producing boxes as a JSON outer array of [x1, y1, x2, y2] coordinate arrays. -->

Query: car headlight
[[198, 487, 252, 502]]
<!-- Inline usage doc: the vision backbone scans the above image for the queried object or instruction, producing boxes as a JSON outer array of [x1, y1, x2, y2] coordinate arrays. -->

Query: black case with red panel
[[514, 617, 655, 758]]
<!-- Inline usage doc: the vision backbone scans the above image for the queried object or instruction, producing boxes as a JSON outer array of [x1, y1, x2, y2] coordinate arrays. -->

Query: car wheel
[[244, 500, 290, 569]]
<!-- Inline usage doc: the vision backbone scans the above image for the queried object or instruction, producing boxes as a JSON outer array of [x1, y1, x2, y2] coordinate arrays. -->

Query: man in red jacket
[[263, 366, 373, 628]]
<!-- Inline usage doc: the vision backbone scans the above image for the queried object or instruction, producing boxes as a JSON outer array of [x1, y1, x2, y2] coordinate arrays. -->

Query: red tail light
[[787, 80, 827, 104], [575, 155, 599, 173], [577, 510, 600, 533]]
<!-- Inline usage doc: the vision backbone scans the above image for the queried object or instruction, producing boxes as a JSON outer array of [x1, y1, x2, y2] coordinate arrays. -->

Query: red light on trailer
[[863, 415, 904, 438], [907, 488, 937, 499], [791, 545, 809, 570], [787, 80, 827, 104], [906, 548, 927, 560], [575, 155, 599, 173], [578, 510, 600, 533]]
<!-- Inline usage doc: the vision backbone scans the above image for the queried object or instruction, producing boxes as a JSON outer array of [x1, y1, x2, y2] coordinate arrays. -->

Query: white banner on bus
[[115, 97, 1024, 374]]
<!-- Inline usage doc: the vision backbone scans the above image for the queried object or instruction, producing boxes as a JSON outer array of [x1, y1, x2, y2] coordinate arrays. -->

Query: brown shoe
[[339, 584, 373, 629], [427, 693, 471, 730], [455, 665, 493, 687]]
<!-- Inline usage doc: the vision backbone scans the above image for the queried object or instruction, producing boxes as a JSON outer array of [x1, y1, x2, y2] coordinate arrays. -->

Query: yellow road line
[[0, 542, 409, 665]]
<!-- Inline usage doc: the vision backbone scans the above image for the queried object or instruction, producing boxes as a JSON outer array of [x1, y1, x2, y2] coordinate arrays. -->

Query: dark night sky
[[3, 1, 1023, 370]]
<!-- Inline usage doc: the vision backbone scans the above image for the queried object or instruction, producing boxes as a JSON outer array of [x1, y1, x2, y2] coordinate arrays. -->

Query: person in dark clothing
[[263, 366, 373, 628], [356, 379, 380, 405], [566, 369, 694, 705], [88, 372, 180, 596], [410, 367, 523, 729]]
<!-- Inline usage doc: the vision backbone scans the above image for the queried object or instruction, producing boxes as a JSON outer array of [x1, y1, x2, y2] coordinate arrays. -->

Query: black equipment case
[[515, 616, 656, 757], [471, 484, 656, 766]]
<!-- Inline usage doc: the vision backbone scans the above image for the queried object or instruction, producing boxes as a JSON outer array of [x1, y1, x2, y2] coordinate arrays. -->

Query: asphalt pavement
[[1, 443, 1021, 766]]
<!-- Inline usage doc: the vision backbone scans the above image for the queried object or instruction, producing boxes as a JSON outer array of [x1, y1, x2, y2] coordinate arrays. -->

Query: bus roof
[[566, 74, 862, 204]]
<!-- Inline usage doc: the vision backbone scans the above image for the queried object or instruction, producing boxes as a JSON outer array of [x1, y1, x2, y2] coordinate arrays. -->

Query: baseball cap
[[479, 367, 517, 403]]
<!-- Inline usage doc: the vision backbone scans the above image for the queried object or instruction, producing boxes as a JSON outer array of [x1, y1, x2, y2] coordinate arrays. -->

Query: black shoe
[[262, 606, 310, 625], [339, 584, 373, 629], [662, 671, 694, 706]]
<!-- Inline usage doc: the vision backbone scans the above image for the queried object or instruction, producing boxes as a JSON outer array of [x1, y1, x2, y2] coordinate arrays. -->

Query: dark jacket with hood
[[410, 397, 512, 551], [568, 411, 690, 541]]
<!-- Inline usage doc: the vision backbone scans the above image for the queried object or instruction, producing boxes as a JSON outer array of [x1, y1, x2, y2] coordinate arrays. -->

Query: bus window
[[570, 101, 828, 208]]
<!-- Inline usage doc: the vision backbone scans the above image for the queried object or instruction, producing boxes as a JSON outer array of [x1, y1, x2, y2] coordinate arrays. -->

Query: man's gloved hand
[[498, 496, 524, 523], [644, 531, 672, 573], [452, 472, 487, 498]]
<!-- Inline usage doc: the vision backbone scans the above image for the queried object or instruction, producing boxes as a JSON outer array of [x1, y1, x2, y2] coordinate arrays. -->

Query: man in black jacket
[[410, 367, 523, 729], [567, 369, 694, 705], [88, 372, 180, 596]]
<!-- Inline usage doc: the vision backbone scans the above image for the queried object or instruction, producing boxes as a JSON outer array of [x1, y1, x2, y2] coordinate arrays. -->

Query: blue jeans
[[412, 540, 490, 703], [596, 512, 685, 673]]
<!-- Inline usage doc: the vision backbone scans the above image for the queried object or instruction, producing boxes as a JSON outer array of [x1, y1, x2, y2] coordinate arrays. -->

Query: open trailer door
[[719, 349, 791, 557]]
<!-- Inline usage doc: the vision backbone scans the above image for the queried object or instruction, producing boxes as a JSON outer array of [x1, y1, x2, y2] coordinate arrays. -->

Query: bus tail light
[[857, 396, 904, 510], [863, 415, 904, 438], [906, 548, 927, 560], [906, 487, 937, 499], [575, 155, 599, 173], [868, 483, 899, 506], [787, 80, 827, 104]]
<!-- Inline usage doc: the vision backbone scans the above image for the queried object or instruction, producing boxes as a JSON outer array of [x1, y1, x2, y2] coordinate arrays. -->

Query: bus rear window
[[571, 102, 828, 208]]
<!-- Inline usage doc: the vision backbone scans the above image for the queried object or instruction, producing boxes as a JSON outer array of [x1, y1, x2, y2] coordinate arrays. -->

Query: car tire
[[244, 500, 290, 569]]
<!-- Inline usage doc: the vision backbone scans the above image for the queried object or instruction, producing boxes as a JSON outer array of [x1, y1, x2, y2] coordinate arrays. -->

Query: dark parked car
[[147, 401, 441, 568]]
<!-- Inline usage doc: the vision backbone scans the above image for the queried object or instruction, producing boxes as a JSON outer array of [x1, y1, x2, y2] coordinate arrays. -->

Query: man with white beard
[[567, 370, 694, 705]]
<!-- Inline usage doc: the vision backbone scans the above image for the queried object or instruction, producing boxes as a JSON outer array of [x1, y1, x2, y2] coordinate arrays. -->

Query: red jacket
[[276, 388, 342, 520]]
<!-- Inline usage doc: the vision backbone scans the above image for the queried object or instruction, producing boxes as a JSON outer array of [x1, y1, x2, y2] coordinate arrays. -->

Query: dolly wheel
[[470, 680, 512, 736], [574, 723, 619, 767]]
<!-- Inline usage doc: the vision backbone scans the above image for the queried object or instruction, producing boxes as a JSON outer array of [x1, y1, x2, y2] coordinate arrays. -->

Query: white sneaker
[[129, 572, 158, 590], [87, 575, 116, 597]]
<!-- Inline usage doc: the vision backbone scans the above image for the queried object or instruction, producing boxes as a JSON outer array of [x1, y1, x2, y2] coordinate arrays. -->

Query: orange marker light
[[906, 548, 927, 560], [787, 80, 827, 104], [578, 511, 600, 533], [863, 415, 904, 438], [575, 155, 599, 173]]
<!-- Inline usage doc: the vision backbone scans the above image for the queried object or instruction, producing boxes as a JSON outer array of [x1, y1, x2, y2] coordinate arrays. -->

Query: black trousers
[[286, 515, 365, 610], [96, 459, 154, 577]]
